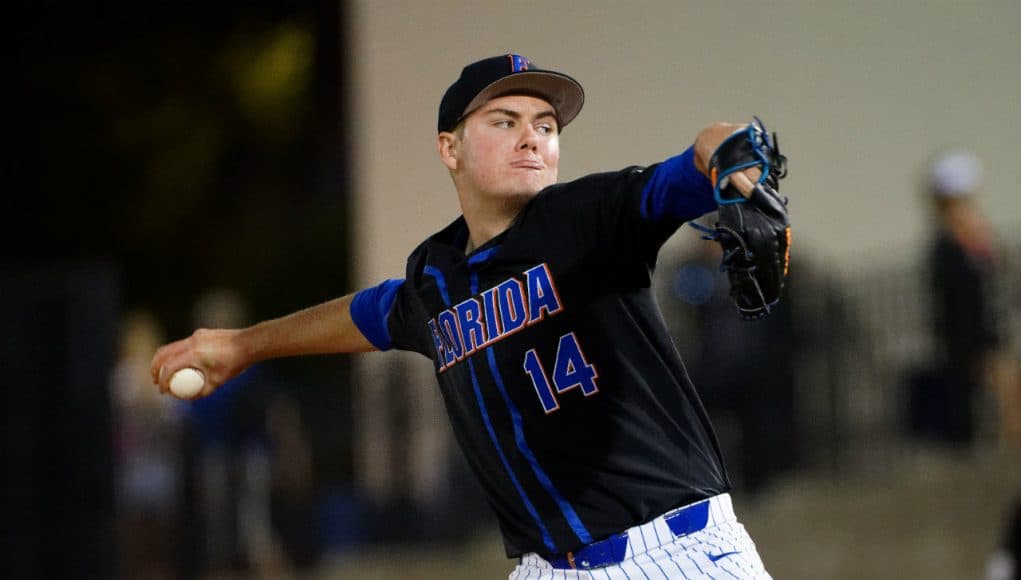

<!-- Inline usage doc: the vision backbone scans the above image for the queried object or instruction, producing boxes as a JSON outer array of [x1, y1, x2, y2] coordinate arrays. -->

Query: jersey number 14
[[523, 332, 600, 413]]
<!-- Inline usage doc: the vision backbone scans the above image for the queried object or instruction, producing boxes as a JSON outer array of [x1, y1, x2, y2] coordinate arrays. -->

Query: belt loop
[[666, 499, 710, 537]]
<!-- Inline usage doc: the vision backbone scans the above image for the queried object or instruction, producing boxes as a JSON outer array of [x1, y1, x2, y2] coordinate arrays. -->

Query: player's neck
[[464, 213, 515, 254], [460, 195, 526, 254], [459, 189, 530, 253]]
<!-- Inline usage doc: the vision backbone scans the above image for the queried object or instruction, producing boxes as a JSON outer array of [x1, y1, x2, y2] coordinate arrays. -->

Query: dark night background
[[5, 2, 362, 577], [9, 1, 350, 323]]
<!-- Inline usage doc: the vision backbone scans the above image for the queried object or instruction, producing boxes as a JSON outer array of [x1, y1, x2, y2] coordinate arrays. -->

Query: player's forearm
[[643, 147, 716, 222], [238, 293, 377, 363]]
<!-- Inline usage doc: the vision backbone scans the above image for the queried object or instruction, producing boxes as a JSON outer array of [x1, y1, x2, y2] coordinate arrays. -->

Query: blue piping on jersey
[[423, 265, 451, 306], [467, 245, 500, 267], [472, 272, 594, 546], [425, 266, 555, 552], [484, 347, 594, 546], [640, 146, 716, 223], [467, 358, 556, 553]]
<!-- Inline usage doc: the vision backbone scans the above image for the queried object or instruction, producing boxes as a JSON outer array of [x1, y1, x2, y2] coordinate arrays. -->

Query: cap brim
[[462, 71, 585, 130]]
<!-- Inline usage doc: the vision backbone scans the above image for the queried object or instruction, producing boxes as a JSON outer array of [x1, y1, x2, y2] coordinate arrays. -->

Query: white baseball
[[169, 367, 205, 398]]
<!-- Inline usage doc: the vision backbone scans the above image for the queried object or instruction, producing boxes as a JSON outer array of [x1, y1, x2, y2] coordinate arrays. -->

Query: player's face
[[447, 95, 560, 203]]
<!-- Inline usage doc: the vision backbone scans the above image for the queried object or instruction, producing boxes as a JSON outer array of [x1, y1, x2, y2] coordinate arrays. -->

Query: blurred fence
[[657, 229, 1020, 490], [790, 234, 1019, 478]]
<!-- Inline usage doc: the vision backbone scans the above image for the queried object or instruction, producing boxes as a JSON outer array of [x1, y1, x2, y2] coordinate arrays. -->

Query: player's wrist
[[234, 323, 271, 366], [694, 122, 747, 176]]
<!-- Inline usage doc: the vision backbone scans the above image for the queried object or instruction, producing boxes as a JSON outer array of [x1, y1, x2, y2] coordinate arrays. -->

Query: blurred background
[[4, 1, 1020, 579]]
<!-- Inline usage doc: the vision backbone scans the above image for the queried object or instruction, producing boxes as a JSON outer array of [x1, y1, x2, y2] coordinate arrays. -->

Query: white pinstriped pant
[[508, 494, 771, 580]]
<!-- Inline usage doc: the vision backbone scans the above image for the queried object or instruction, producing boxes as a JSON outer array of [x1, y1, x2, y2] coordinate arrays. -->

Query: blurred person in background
[[184, 288, 321, 578], [919, 150, 1021, 580], [912, 149, 1008, 446], [184, 289, 251, 575], [988, 495, 1021, 580], [110, 310, 184, 580]]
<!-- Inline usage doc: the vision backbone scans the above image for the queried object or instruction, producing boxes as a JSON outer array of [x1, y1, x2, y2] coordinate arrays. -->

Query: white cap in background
[[927, 149, 982, 198]]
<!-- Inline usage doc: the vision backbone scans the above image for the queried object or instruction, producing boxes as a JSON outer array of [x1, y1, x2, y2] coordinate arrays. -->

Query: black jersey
[[351, 147, 730, 558]]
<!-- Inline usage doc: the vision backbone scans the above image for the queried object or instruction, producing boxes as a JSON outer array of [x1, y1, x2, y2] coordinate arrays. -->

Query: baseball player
[[152, 54, 790, 578]]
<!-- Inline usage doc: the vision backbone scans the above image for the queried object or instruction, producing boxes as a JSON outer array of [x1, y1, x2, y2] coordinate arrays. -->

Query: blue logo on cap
[[508, 54, 531, 72]]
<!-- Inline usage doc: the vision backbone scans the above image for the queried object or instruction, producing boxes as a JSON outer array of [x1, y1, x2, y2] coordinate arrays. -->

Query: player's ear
[[438, 132, 459, 171]]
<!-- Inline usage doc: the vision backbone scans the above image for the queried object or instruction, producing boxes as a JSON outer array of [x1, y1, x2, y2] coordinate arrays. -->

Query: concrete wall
[[348, 0, 1020, 284]]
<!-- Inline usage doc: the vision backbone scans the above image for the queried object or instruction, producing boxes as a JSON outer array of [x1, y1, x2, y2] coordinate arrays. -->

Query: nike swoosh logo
[[707, 551, 740, 562]]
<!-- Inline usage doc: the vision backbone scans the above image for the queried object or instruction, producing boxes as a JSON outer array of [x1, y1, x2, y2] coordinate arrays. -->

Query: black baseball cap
[[437, 54, 585, 133]]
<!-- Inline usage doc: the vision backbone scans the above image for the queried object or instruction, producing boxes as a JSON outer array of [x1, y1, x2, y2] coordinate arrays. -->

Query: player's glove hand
[[700, 118, 790, 320]]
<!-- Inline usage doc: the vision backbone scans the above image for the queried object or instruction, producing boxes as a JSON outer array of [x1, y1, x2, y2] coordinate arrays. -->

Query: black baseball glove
[[696, 118, 790, 320]]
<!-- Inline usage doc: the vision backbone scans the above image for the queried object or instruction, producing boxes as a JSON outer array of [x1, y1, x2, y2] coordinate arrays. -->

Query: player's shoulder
[[400, 216, 467, 278], [531, 165, 653, 209], [560, 165, 650, 189]]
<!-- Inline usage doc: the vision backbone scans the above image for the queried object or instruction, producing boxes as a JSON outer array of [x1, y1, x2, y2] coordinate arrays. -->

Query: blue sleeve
[[639, 146, 716, 223], [350, 279, 404, 351]]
